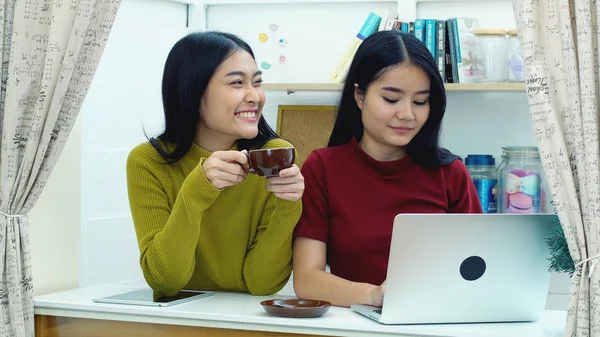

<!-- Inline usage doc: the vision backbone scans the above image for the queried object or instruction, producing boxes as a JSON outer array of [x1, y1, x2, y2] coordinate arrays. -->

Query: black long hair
[[328, 30, 458, 167], [150, 31, 278, 162]]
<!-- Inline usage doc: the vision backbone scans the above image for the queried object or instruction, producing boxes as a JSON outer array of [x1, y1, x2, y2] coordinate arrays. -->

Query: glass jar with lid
[[506, 29, 524, 82], [473, 28, 508, 83], [497, 146, 548, 213]]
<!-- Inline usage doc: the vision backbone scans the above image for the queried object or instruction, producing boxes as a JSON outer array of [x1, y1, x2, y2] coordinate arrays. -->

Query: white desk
[[34, 280, 567, 337]]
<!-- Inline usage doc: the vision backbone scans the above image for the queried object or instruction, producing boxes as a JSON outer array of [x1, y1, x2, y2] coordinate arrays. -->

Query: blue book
[[452, 18, 461, 83], [446, 19, 458, 82], [414, 19, 425, 43], [425, 19, 436, 59], [401, 22, 409, 33]]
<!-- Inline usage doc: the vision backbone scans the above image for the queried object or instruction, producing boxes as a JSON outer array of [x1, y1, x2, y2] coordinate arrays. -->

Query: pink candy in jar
[[503, 170, 544, 213], [497, 147, 548, 214]]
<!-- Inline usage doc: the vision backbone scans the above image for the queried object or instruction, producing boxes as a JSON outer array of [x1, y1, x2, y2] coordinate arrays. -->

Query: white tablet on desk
[[93, 288, 214, 307]]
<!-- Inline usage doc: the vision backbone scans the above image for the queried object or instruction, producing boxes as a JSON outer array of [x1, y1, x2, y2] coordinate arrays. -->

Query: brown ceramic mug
[[246, 147, 295, 177]]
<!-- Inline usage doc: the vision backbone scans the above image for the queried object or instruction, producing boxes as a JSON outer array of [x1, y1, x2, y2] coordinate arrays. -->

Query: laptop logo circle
[[459, 256, 486, 281]]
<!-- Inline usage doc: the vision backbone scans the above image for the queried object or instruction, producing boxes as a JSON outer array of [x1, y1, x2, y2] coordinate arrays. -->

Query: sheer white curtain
[[513, 0, 600, 335]]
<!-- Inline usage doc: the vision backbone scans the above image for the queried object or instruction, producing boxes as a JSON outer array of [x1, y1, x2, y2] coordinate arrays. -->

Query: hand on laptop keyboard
[[363, 280, 386, 307]]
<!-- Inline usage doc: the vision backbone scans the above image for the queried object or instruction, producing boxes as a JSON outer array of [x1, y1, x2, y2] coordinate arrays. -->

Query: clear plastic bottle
[[497, 146, 548, 213], [465, 154, 498, 213]]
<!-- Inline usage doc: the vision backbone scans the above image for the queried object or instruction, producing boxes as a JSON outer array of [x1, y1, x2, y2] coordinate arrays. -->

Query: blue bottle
[[465, 154, 498, 213]]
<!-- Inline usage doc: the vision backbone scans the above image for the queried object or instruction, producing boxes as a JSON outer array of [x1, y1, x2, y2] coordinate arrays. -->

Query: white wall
[[30, 117, 81, 295], [206, 2, 398, 83], [79, 0, 189, 287]]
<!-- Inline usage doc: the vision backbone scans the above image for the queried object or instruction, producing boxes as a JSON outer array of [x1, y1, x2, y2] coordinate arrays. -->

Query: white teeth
[[237, 112, 256, 118]]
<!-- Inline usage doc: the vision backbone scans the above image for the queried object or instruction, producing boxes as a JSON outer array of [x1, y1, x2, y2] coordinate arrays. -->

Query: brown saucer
[[260, 299, 332, 318]]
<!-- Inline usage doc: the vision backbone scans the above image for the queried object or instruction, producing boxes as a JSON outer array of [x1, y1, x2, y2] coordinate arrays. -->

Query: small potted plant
[[546, 214, 575, 277]]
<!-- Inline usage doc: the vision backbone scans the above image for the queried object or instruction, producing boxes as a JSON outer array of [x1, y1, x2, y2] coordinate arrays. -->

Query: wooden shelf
[[262, 82, 525, 92], [444, 83, 526, 91], [263, 83, 343, 91]]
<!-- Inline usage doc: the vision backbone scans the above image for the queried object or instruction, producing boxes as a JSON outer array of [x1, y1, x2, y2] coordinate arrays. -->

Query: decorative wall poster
[[256, 22, 288, 77]]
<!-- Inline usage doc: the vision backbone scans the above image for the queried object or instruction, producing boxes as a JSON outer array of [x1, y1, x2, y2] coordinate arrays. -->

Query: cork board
[[276, 105, 337, 167]]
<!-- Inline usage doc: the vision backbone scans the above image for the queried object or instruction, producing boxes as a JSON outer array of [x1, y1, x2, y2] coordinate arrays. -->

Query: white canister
[[473, 28, 508, 83], [506, 29, 524, 82]]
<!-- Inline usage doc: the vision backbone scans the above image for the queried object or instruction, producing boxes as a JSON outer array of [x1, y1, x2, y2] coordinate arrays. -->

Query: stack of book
[[331, 12, 483, 84]]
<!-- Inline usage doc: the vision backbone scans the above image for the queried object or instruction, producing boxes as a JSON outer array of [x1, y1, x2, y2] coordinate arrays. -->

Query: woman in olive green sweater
[[126, 32, 304, 297]]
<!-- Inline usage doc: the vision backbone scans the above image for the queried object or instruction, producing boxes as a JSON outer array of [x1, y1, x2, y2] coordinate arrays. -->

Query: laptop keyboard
[[374, 309, 382, 315]]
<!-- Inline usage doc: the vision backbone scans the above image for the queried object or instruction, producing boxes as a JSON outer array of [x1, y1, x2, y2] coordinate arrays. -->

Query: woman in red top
[[292, 30, 483, 307]]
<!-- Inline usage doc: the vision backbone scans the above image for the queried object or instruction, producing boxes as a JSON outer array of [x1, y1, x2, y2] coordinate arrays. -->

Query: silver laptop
[[351, 213, 554, 324]]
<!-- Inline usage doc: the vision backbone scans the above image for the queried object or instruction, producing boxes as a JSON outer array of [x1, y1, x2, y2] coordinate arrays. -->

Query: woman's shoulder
[[262, 138, 295, 149], [129, 141, 160, 162], [307, 145, 346, 161], [262, 138, 350, 168], [127, 140, 174, 170], [302, 144, 351, 173], [439, 155, 470, 178]]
